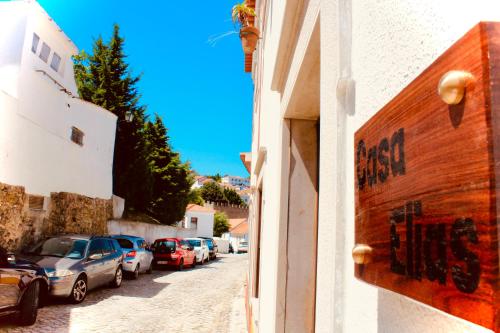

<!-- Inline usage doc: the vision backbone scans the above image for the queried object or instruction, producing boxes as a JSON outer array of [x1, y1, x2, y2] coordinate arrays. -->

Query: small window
[[191, 217, 198, 228], [71, 127, 84, 146], [39, 42, 51, 62], [31, 33, 40, 53], [50, 52, 61, 72]]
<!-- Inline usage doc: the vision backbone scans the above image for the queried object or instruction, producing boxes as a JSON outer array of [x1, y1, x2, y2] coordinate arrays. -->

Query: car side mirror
[[88, 253, 103, 260]]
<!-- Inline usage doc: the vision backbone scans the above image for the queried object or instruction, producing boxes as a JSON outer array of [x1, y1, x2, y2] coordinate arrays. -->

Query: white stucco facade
[[247, 1, 500, 333], [184, 204, 215, 238], [221, 175, 250, 188], [0, 0, 117, 199]]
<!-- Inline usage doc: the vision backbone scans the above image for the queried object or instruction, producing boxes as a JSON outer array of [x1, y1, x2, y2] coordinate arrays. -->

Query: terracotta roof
[[186, 204, 215, 213], [231, 220, 248, 236], [229, 218, 246, 229]]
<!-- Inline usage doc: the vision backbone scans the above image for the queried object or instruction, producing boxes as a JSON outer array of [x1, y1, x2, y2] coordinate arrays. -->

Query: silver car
[[111, 235, 153, 279], [21, 235, 123, 304]]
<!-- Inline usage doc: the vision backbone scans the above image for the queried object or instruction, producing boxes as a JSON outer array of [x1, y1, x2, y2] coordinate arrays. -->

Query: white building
[[221, 175, 250, 188], [184, 204, 215, 238], [222, 218, 248, 251], [244, 1, 500, 333], [0, 0, 117, 199]]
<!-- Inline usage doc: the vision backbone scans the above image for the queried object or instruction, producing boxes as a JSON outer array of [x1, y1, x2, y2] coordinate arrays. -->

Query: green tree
[[223, 188, 244, 206], [145, 115, 193, 225], [207, 173, 222, 182], [200, 181, 226, 203], [187, 188, 205, 206], [213, 212, 230, 237], [74, 25, 153, 211]]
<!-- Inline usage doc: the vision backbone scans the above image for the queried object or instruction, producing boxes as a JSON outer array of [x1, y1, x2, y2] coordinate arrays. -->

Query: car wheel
[[111, 266, 123, 288], [192, 257, 197, 268], [69, 276, 87, 304], [178, 258, 184, 271], [18, 280, 39, 326], [146, 261, 153, 274], [132, 264, 139, 280]]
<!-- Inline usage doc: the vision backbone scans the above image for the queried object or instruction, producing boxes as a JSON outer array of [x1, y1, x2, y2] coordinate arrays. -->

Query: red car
[[152, 238, 196, 270]]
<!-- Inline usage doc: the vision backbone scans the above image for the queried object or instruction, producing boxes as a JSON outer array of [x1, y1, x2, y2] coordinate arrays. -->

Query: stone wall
[[205, 202, 249, 219], [0, 183, 28, 250], [0, 182, 112, 251], [44, 192, 112, 236]]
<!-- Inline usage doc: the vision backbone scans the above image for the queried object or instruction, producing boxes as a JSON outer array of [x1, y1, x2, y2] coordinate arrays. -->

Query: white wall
[[250, 0, 500, 333], [0, 1, 117, 199], [184, 211, 214, 238], [107, 220, 197, 244], [319, 1, 500, 333]]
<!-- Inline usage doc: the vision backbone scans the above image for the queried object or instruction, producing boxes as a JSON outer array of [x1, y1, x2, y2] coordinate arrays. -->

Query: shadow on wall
[[376, 289, 491, 333]]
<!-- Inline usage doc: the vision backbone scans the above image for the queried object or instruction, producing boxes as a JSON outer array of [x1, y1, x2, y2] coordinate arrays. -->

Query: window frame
[[39, 42, 51, 63], [50, 52, 61, 72], [31, 33, 40, 54]]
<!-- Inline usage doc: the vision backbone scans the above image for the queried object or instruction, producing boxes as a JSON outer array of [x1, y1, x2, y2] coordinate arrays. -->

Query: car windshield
[[116, 238, 134, 249], [240, 242, 248, 246], [187, 240, 201, 247], [154, 240, 176, 253], [27, 238, 88, 259]]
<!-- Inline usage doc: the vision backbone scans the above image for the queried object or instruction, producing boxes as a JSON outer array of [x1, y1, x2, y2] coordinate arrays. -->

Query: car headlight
[[47, 270, 74, 278]]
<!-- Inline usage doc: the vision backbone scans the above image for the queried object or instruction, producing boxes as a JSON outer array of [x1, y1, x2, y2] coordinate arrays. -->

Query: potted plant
[[232, 1, 259, 54]]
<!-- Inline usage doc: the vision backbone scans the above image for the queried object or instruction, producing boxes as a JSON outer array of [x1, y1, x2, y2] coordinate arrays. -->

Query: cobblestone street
[[0, 254, 248, 333]]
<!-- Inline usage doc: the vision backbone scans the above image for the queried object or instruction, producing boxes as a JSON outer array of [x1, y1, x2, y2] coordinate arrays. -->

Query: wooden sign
[[354, 22, 499, 331]]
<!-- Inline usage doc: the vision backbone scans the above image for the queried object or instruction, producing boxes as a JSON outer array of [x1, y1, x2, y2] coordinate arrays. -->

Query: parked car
[[200, 237, 217, 260], [21, 235, 123, 304], [152, 238, 196, 270], [111, 235, 153, 279], [185, 238, 210, 264], [237, 241, 249, 253], [0, 247, 49, 326]]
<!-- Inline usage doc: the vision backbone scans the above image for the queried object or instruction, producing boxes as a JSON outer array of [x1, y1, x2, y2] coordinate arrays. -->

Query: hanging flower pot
[[240, 25, 260, 54], [232, 2, 259, 54]]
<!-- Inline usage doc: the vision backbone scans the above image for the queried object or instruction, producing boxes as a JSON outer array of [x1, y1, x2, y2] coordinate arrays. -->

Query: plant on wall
[[232, 1, 260, 54]]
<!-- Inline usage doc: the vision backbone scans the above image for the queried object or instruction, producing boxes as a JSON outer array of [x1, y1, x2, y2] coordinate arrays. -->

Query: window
[[71, 127, 84, 146], [102, 239, 114, 256], [88, 240, 103, 257], [116, 238, 134, 249], [50, 52, 61, 72], [39, 42, 51, 62], [191, 217, 198, 229], [153, 240, 176, 253], [31, 33, 40, 53]]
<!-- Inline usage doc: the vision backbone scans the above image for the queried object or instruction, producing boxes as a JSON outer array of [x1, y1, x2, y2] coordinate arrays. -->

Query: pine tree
[[74, 24, 153, 211], [145, 115, 193, 224]]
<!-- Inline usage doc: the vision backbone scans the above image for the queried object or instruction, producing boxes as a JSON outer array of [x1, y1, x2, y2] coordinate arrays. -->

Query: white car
[[237, 241, 249, 253], [111, 235, 154, 279], [185, 238, 210, 264]]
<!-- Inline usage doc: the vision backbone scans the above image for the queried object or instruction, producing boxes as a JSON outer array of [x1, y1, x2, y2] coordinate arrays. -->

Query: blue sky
[[36, 0, 254, 177]]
